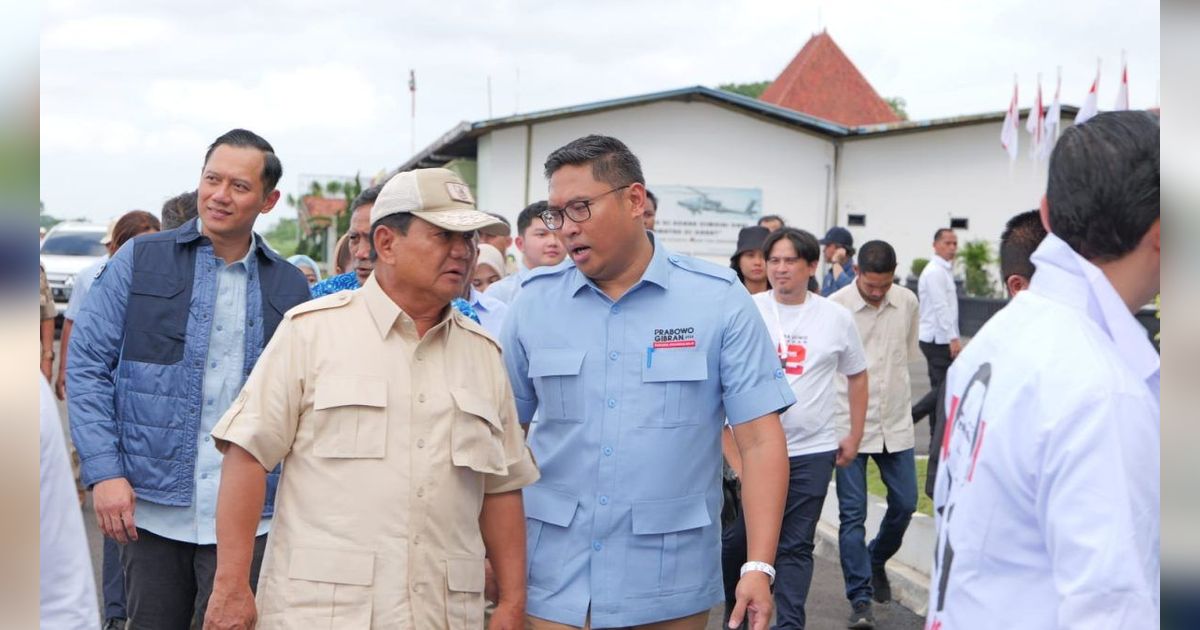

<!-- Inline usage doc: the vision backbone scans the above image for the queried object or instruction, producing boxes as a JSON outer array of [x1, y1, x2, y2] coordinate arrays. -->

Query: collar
[[932, 255, 953, 271], [470, 287, 502, 313], [566, 231, 670, 298], [185, 216, 272, 259], [361, 274, 456, 340], [1029, 234, 1159, 385], [841, 281, 894, 312]]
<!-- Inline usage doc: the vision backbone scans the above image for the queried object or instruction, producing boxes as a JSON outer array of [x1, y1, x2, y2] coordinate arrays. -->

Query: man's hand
[[728, 571, 773, 629], [483, 558, 498, 603], [836, 433, 862, 468], [832, 246, 848, 265], [40, 357, 53, 383], [488, 600, 524, 630], [949, 338, 962, 359], [93, 477, 138, 543], [54, 369, 67, 400], [203, 579, 257, 630]]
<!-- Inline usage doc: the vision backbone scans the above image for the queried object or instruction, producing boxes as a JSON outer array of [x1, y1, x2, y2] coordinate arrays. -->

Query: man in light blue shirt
[[501, 135, 793, 630], [485, 200, 566, 304]]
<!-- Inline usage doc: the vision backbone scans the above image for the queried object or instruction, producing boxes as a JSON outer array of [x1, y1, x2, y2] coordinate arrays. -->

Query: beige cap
[[370, 168, 501, 233], [478, 212, 511, 237], [475, 243, 507, 279], [99, 218, 118, 245]]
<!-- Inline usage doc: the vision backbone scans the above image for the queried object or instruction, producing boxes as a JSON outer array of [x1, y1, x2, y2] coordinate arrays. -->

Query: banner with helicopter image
[[650, 185, 763, 260]]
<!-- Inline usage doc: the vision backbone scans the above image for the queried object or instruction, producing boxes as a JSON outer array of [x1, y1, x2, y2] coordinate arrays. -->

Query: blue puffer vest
[[68, 218, 310, 515]]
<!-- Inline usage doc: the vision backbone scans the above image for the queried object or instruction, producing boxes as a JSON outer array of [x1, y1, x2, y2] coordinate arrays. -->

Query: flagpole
[[1054, 66, 1062, 142], [409, 69, 416, 157]]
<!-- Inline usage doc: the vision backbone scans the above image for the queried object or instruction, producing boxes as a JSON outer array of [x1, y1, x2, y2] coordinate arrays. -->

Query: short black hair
[[933, 228, 954, 242], [999, 209, 1048, 281], [160, 190, 198, 230], [762, 227, 820, 264], [857, 240, 898, 274], [543, 135, 645, 188], [1047, 110, 1159, 262], [757, 214, 785, 228], [204, 128, 283, 193], [517, 201, 548, 236], [368, 213, 415, 261], [645, 189, 658, 209], [351, 184, 383, 215]]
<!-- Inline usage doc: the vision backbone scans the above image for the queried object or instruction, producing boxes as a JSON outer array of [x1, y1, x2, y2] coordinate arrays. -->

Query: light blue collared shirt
[[483, 264, 532, 305], [500, 234, 794, 628], [64, 255, 108, 321], [136, 221, 271, 544], [470, 287, 509, 337]]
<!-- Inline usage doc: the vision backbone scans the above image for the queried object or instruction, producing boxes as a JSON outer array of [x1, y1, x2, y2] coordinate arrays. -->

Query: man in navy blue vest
[[68, 128, 310, 629]]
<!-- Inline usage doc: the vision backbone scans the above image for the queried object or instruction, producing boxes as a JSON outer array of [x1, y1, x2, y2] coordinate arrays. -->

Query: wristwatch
[[740, 560, 776, 585], [42, 350, 55, 360]]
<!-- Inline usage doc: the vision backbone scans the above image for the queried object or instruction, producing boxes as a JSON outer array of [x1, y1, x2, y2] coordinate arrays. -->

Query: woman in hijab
[[287, 254, 322, 287]]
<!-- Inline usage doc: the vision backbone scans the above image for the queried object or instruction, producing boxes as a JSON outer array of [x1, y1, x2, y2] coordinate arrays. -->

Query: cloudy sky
[[41, 0, 1159, 229]]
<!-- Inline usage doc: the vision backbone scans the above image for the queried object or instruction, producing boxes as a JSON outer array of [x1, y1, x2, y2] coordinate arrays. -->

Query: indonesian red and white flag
[[1025, 76, 1045, 160], [1000, 78, 1019, 162], [1040, 70, 1062, 161], [1075, 62, 1100, 124], [1114, 55, 1130, 110]]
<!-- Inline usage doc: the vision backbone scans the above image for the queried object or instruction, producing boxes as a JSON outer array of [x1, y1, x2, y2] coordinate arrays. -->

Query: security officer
[[501, 135, 793, 630], [204, 168, 539, 629]]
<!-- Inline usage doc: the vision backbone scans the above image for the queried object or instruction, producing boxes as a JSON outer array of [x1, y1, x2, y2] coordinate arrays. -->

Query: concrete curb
[[813, 483, 932, 617]]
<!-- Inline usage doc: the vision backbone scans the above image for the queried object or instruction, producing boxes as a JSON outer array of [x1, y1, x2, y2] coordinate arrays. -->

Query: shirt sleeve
[[484, 364, 540, 494], [211, 315, 304, 471], [500, 295, 538, 424], [837, 310, 868, 375], [718, 282, 796, 425], [1037, 391, 1160, 628], [906, 295, 922, 363]]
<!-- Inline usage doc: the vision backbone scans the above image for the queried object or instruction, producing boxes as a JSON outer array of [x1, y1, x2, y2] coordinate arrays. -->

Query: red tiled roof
[[761, 31, 900, 127], [302, 196, 347, 219]]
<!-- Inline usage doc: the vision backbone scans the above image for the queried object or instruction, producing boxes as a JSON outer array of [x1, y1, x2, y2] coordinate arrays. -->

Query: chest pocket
[[449, 388, 506, 475], [640, 350, 708, 428], [528, 349, 586, 423], [311, 375, 387, 458], [124, 272, 187, 365]]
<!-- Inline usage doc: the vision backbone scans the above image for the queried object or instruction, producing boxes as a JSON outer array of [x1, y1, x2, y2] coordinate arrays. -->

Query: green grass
[[865, 456, 933, 516]]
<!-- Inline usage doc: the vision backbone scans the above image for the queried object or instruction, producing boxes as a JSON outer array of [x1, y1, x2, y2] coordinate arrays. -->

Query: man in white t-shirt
[[734, 227, 869, 629]]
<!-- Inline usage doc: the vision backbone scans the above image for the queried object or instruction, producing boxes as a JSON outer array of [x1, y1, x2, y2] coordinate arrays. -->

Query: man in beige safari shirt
[[203, 168, 539, 629], [829, 239, 921, 624]]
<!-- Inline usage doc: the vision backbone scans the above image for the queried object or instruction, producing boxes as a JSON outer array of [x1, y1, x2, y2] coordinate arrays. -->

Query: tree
[[957, 239, 999, 298], [718, 81, 772, 99], [284, 174, 364, 261], [262, 218, 300, 258], [885, 96, 909, 121]]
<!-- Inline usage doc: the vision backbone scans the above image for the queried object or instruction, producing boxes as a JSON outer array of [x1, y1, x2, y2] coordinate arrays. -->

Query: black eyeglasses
[[539, 185, 630, 230]]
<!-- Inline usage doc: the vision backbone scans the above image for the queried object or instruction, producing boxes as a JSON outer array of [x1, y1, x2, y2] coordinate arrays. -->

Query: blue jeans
[[835, 448, 918, 604], [103, 536, 126, 620]]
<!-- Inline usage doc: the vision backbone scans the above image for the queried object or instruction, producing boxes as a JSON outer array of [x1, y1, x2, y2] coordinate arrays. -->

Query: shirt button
[[598, 495, 609, 505], [609, 351, 619, 361], [206, 398, 214, 405], [602, 446, 613, 456], [607, 398, 616, 409], [413, 584, 422, 593], [248, 320, 255, 327], [592, 541, 603, 551], [204, 435, 211, 442], [418, 393, 426, 403], [417, 487, 424, 498], [611, 305, 621, 314], [774, 369, 785, 379], [416, 353, 424, 361], [216, 325, 223, 331], [416, 439, 425, 449], [201, 473, 209, 480], [210, 362, 217, 369]]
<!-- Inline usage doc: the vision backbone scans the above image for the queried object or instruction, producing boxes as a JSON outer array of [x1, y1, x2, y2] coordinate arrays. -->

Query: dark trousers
[[120, 528, 267, 630], [102, 536, 127, 621], [722, 450, 836, 630], [911, 341, 953, 422], [721, 507, 748, 629], [835, 448, 918, 604]]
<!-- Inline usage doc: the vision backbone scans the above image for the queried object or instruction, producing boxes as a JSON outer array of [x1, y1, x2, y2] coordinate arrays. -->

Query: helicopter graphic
[[678, 187, 759, 217]]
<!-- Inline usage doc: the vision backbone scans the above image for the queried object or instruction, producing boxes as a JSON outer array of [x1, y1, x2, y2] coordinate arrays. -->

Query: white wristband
[[740, 561, 776, 585]]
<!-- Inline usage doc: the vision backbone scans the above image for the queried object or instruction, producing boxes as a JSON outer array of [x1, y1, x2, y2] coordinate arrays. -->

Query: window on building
[[950, 217, 969, 229], [847, 214, 866, 227]]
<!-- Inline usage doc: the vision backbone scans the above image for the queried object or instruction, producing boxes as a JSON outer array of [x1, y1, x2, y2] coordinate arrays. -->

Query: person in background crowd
[[204, 167, 538, 629], [739, 227, 867, 629], [309, 184, 381, 297], [286, 254, 321, 287], [642, 188, 658, 231], [925, 209, 1048, 499], [41, 375, 98, 629], [820, 226, 856, 297], [730, 225, 770, 295], [927, 110, 1160, 630], [161, 190, 198, 231], [758, 214, 785, 233], [55, 209, 161, 630], [40, 265, 56, 381], [480, 211, 518, 275], [910, 228, 959, 424], [465, 242, 511, 336], [829, 240, 920, 629], [68, 128, 310, 629], [332, 232, 353, 275], [503, 135, 791, 630], [484, 200, 565, 304], [473, 243, 507, 294]]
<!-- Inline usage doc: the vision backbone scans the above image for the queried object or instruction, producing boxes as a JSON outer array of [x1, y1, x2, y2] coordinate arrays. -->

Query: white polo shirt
[[918, 256, 960, 344], [927, 234, 1159, 629]]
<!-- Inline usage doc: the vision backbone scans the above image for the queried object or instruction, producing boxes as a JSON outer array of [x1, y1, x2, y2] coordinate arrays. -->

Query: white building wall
[[837, 115, 1071, 284], [477, 99, 836, 262]]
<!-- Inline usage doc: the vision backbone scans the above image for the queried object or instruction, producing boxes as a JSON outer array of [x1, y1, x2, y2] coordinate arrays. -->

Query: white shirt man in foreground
[[927, 110, 1160, 629]]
